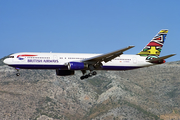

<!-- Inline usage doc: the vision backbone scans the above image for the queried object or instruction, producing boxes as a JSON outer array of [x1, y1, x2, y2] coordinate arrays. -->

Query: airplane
[[3, 29, 175, 80]]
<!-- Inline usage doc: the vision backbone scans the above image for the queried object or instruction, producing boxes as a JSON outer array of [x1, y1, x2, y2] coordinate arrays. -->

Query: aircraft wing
[[82, 46, 134, 64], [147, 54, 176, 63]]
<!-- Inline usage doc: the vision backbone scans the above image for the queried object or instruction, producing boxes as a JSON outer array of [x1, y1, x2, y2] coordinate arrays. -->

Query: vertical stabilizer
[[138, 29, 168, 56]]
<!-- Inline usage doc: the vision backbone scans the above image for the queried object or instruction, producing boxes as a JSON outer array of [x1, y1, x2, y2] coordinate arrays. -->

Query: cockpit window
[[9, 56, 14, 58]]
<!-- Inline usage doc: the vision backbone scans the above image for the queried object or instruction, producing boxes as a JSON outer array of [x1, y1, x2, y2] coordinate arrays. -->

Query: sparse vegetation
[[166, 88, 178, 98]]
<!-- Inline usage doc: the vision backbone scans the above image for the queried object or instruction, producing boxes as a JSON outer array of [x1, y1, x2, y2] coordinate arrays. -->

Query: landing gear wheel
[[80, 70, 97, 80], [88, 73, 92, 77], [80, 76, 85, 80], [16, 73, 20, 76], [92, 71, 97, 75], [84, 75, 89, 78]]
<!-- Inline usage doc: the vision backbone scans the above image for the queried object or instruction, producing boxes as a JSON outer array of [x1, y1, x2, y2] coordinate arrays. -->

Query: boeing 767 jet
[[3, 29, 175, 80]]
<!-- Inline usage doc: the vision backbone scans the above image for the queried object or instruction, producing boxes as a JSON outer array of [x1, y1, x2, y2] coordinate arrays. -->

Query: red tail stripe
[[147, 42, 162, 46]]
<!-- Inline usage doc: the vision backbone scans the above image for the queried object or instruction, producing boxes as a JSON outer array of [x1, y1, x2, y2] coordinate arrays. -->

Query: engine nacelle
[[56, 70, 74, 76], [68, 62, 85, 70]]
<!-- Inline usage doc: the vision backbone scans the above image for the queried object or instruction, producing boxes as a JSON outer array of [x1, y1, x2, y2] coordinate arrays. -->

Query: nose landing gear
[[16, 73, 20, 76], [15, 68, 20, 76]]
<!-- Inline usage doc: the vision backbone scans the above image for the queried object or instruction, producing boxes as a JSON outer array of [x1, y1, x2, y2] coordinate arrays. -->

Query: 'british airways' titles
[[27, 59, 59, 63]]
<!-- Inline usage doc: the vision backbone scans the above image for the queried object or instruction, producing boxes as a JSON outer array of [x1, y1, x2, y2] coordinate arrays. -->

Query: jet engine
[[68, 62, 87, 70], [56, 70, 74, 76]]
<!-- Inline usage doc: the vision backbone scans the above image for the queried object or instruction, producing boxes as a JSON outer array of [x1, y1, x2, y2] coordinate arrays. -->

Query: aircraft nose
[[3, 58, 11, 65]]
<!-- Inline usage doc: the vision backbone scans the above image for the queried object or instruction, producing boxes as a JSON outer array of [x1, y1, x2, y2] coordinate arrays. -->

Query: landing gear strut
[[80, 70, 97, 80]]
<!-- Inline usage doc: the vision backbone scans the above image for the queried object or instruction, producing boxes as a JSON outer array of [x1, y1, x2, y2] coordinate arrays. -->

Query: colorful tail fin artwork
[[138, 29, 168, 56]]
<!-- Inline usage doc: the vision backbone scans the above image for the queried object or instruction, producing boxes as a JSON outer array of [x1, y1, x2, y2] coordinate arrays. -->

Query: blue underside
[[9, 64, 141, 71], [9, 64, 67, 69], [102, 66, 141, 70]]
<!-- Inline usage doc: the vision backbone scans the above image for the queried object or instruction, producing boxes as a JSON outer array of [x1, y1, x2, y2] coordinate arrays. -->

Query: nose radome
[[3, 58, 10, 65]]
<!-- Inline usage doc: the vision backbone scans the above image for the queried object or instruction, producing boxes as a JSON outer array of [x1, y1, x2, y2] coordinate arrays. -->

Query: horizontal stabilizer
[[148, 54, 176, 63]]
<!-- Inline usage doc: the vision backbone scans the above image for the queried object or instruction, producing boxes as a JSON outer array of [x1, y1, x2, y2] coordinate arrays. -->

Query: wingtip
[[129, 45, 135, 48], [171, 54, 176, 56]]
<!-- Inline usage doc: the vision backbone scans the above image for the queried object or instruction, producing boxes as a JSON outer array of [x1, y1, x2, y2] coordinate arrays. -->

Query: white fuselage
[[4, 52, 154, 70]]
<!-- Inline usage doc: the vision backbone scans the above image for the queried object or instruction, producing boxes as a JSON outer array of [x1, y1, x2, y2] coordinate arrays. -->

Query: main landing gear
[[80, 63, 102, 80], [80, 70, 97, 80]]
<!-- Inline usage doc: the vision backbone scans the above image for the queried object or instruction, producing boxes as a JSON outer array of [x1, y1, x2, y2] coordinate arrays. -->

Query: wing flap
[[82, 46, 134, 63]]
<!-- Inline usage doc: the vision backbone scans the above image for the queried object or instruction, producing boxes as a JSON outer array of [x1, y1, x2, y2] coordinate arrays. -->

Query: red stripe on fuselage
[[17, 54, 37, 58]]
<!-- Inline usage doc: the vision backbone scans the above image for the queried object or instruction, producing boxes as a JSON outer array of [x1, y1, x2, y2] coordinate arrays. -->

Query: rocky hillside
[[0, 58, 180, 120], [0, 55, 8, 66]]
